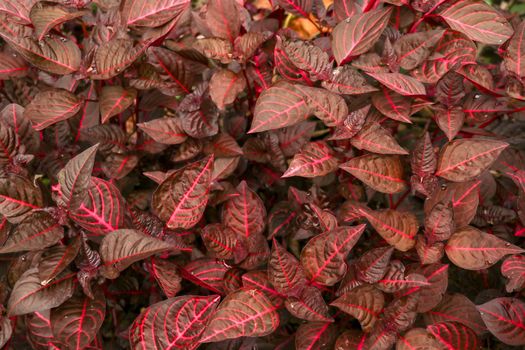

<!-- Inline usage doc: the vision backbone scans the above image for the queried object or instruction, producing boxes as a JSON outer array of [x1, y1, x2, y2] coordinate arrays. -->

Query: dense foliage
[[0, 0, 525, 348]]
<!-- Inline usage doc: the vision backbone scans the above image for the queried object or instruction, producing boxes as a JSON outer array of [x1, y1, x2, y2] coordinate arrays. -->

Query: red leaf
[[29, 3, 86, 41], [477, 297, 525, 346], [331, 7, 393, 65], [249, 82, 309, 133], [183, 258, 229, 294], [295, 322, 338, 350], [100, 229, 174, 279], [275, 0, 313, 18], [205, 0, 241, 43], [434, 106, 465, 141], [149, 257, 182, 298], [501, 254, 525, 292], [209, 69, 246, 110], [7, 268, 75, 316], [25, 311, 60, 348], [300, 224, 366, 286], [427, 321, 479, 350], [371, 89, 412, 124], [366, 72, 426, 96], [438, 0, 513, 45], [0, 103, 39, 153], [340, 154, 406, 194], [129, 295, 220, 349], [351, 122, 409, 155], [295, 85, 347, 126], [152, 156, 214, 229], [24, 89, 83, 131], [331, 284, 385, 332], [69, 177, 125, 236], [0, 0, 36, 24], [355, 246, 394, 283], [0, 211, 63, 253], [100, 86, 136, 123], [57, 144, 98, 210], [406, 263, 449, 313], [360, 209, 418, 251], [38, 237, 81, 284], [201, 223, 248, 261], [200, 288, 280, 342], [242, 270, 284, 306], [50, 288, 106, 350], [436, 139, 508, 182], [504, 21, 525, 78], [276, 122, 316, 157], [122, 0, 190, 27], [425, 200, 455, 243], [0, 51, 29, 79], [424, 293, 486, 335], [91, 38, 148, 80], [222, 181, 266, 238], [445, 226, 524, 270], [321, 66, 378, 95], [0, 174, 43, 224], [138, 118, 187, 145], [268, 240, 307, 297], [282, 141, 339, 178], [394, 30, 445, 70], [284, 286, 333, 322], [396, 328, 443, 350]]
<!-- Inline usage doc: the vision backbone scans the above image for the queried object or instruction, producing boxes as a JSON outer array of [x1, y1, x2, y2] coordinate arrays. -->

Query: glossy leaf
[[24, 89, 83, 131], [138, 118, 187, 145], [340, 154, 406, 194], [282, 141, 339, 178], [504, 21, 525, 78], [0, 174, 43, 224], [152, 156, 214, 229], [122, 0, 190, 27], [222, 181, 266, 238], [38, 237, 81, 284], [351, 122, 409, 155], [300, 224, 366, 286], [332, 8, 393, 65], [209, 69, 246, 110], [100, 86, 136, 123], [129, 295, 220, 349], [477, 297, 525, 346], [268, 240, 306, 297], [360, 209, 418, 251], [29, 3, 86, 41], [285, 286, 333, 322], [427, 321, 479, 350], [295, 322, 338, 350], [366, 72, 426, 96], [501, 254, 525, 292], [445, 226, 524, 270], [200, 288, 279, 342]]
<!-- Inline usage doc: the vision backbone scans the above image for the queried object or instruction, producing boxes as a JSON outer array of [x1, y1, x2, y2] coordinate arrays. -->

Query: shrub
[[0, 0, 524, 348]]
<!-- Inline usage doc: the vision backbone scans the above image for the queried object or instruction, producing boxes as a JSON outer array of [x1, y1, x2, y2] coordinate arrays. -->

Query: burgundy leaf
[[436, 139, 508, 182], [278, 39, 331, 81], [201, 223, 248, 261], [50, 288, 106, 350], [149, 257, 182, 298], [0, 211, 63, 253], [394, 30, 445, 70], [424, 293, 486, 335], [24, 89, 83, 131], [501, 254, 525, 293], [69, 177, 125, 236], [355, 246, 394, 283], [0, 0, 36, 24], [425, 201, 455, 243], [377, 269, 430, 293], [410, 131, 437, 177], [0, 120, 18, 167], [249, 82, 309, 133], [182, 258, 229, 294], [0, 27, 81, 75], [351, 122, 409, 155], [406, 263, 449, 313], [200, 288, 280, 342], [295, 85, 347, 126], [321, 66, 378, 95], [330, 104, 369, 140], [268, 240, 306, 297], [100, 86, 136, 123], [205, 0, 241, 42], [26, 311, 59, 349], [7, 268, 75, 316], [56, 144, 98, 210], [152, 156, 213, 229], [38, 237, 81, 284], [0, 314, 12, 348], [29, 3, 87, 41], [0, 103, 39, 153], [427, 321, 479, 350], [122, 0, 190, 27], [434, 105, 465, 141], [91, 38, 148, 80], [275, 0, 313, 18], [129, 295, 220, 349], [340, 154, 407, 194], [242, 270, 284, 307], [0, 174, 43, 223], [0, 51, 29, 79], [438, 0, 513, 45], [209, 69, 246, 110], [360, 209, 417, 251], [282, 141, 339, 178], [445, 226, 524, 270], [477, 297, 525, 346], [504, 21, 525, 78], [100, 229, 174, 279], [222, 181, 266, 238], [331, 7, 393, 65], [366, 72, 426, 96], [396, 328, 443, 350], [331, 284, 385, 332], [277, 122, 316, 157], [295, 322, 338, 350], [284, 286, 333, 322], [204, 133, 243, 158], [138, 118, 187, 145], [300, 224, 366, 286], [371, 89, 412, 124]]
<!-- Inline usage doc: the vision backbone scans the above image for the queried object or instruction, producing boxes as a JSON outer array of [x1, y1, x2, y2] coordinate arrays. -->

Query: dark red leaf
[[477, 297, 525, 346], [427, 321, 479, 350], [122, 0, 190, 27], [38, 237, 81, 284], [351, 122, 409, 155], [366, 72, 426, 96], [295, 322, 338, 350], [355, 246, 394, 283], [284, 286, 333, 322], [222, 181, 266, 238], [29, 3, 86, 41], [0, 51, 29, 79], [501, 255, 525, 293], [149, 257, 182, 298], [268, 240, 306, 297], [24, 89, 83, 131], [360, 208, 418, 251], [205, 0, 241, 42], [183, 258, 229, 294], [0, 174, 43, 224], [200, 288, 280, 342], [100, 86, 136, 123], [283, 141, 339, 178], [209, 69, 246, 110], [129, 295, 220, 349], [138, 118, 187, 145]]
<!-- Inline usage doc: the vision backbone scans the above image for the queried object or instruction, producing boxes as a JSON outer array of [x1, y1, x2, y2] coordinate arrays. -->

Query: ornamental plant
[[0, 0, 525, 348]]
